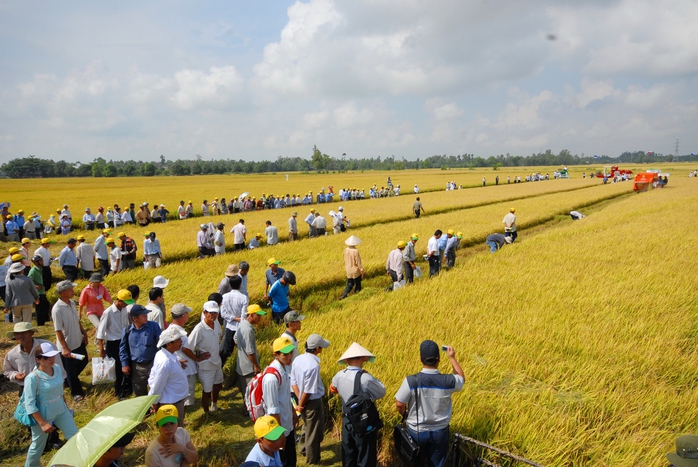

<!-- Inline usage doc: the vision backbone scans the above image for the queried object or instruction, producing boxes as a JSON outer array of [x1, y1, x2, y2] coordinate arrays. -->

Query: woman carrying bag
[[24, 342, 78, 467]]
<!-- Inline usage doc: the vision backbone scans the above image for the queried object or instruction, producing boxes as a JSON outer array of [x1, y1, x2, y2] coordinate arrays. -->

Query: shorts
[[198, 366, 224, 393]]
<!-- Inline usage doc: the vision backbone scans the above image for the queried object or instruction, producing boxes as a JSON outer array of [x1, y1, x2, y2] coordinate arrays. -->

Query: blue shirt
[[94, 235, 108, 260], [444, 236, 458, 256], [24, 365, 68, 422], [437, 235, 448, 252], [246, 443, 282, 466], [143, 238, 161, 255], [119, 321, 162, 367], [268, 280, 289, 313], [265, 267, 285, 287], [14, 215, 25, 225], [58, 246, 78, 267], [5, 220, 18, 234]]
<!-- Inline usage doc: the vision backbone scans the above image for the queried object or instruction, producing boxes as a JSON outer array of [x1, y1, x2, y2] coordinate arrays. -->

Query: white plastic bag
[[393, 280, 406, 291], [92, 357, 116, 385], [414, 266, 422, 279]]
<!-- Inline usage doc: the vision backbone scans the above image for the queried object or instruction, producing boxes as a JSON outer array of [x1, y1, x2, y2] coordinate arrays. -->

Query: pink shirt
[[78, 284, 112, 317]]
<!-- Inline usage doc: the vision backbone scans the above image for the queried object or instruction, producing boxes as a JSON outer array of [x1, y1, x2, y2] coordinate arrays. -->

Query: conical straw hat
[[337, 342, 375, 364], [344, 235, 362, 246]]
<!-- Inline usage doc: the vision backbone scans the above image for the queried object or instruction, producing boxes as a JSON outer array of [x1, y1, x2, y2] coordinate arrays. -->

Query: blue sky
[[1, 0, 696, 164]]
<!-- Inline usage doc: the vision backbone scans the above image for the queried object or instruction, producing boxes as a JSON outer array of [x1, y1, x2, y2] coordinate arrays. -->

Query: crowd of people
[[4, 254, 467, 467]]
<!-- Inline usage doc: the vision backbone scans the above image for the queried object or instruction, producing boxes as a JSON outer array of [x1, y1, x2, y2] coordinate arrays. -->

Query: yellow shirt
[[344, 247, 364, 279]]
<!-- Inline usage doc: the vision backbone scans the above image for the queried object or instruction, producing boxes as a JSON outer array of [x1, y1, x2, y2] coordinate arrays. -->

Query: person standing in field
[[96, 289, 133, 399], [78, 273, 112, 330], [76, 235, 95, 279], [118, 232, 137, 269], [305, 209, 317, 238], [291, 333, 330, 465], [214, 222, 226, 255], [395, 340, 464, 467], [219, 275, 248, 367], [413, 197, 425, 218], [443, 230, 459, 269], [288, 212, 298, 241], [231, 219, 247, 250], [186, 200, 194, 218], [93, 229, 111, 277], [386, 240, 405, 290], [189, 301, 224, 413], [268, 271, 296, 324], [34, 237, 53, 290], [330, 342, 386, 467], [107, 237, 121, 273], [312, 212, 327, 236], [502, 208, 517, 242], [264, 258, 285, 302], [53, 280, 89, 401], [427, 230, 442, 277], [403, 233, 419, 284], [148, 326, 189, 426], [58, 238, 79, 281], [119, 304, 161, 397], [28, 256, 50, 326], [339, 235, 365, 300], [265, 220, 279, 246], [280, 310, 304, 359], [201, 200, 210, 217], [235, 304, 267, 408], [178, 200, 187, 220]]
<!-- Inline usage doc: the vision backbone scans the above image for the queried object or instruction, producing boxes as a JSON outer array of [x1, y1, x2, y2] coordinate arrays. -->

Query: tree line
[[1, 148, 694, 179]]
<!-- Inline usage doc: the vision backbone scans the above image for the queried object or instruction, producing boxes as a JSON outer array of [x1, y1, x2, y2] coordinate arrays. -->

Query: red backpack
[[244, 366, 282, 422]]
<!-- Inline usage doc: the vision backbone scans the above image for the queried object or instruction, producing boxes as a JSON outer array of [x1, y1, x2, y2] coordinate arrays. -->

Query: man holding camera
[[395, 340, 464, 467]]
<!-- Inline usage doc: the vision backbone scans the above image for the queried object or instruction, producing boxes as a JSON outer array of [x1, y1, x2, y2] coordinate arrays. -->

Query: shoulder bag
[[343, 370, 383, 437], [394, 374, 420, 465], [14, 372, 39, 426]]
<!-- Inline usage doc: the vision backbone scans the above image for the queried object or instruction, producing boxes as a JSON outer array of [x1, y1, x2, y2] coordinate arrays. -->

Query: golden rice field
[[1, 165, 695, 467]]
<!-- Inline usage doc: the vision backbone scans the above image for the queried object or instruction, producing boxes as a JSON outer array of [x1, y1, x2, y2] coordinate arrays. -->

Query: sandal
[[73, 395, 85, 402]]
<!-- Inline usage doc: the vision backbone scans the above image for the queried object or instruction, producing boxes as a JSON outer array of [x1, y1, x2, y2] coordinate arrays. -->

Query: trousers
[[219, 328, 236, 367], [106, 340, 131, 398], [408, 426, 450, 467], [341, 277, 362, 298], [301, 398, 325, 464], [342, 416, 377, 467], [60, 343, 87, 397], [25, 406, 78, 467]]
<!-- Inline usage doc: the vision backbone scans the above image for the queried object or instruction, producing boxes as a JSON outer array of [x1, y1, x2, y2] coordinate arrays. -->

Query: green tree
[[104, 164, 118, 177], [142, 162, 157, 176], [311, 145, 331, 172]]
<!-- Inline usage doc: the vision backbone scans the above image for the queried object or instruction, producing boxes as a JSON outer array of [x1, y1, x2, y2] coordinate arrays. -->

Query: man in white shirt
[[146, 288, 166, 330], [178, 201, 187, 220], [288, 212, 298, 241], [168, 303, 198, 407], [230, 219, 247, 250], [197, 224, 215, 258], [53, 280, 89, 401], [97, 289, 134, 398], [262, 337, 298, 467], [219, 276, 248, 367], [148, 326, 189, 426], [305, 209, 316, 238], [427, 230, 442, 277], [312, 212, 327, 236], [386, 241, 406, 289], [75, 235, 95, 279], [502, 207, 517, 242], [291, 334, 330, 465], [189, 301, 223, 413], [214, 222, 226, 255]]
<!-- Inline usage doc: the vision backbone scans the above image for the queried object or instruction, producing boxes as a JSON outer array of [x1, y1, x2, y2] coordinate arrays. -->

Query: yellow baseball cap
[[273, 337, 295, 354], [76, 235, 85, 241], [118, 232, 126, 237], [447, 229, 454, 236], [9, 247, 20, 254], [41, 237, 52, 244], [11, 253, 24, 262], [397, 240, 406, 248], [21, 237, 31, 244], [457, 231, 463, 238], [254, 415, 285, 441], [267, 258, 281, 266], [155, 404, 178, 427], [411, 233, 419, 241], [247, 304, 267, 316], [117, 289, 135, 305], [106, 237, 116, 244]]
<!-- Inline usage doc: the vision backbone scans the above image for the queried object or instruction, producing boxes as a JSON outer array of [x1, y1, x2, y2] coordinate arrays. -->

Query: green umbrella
[[49, 395, 158, 467]]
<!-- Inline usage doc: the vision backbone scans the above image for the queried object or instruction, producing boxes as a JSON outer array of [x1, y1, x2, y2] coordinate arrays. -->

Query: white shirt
[[427, 236, 439, 255], [503, 212, 517, 231], [189, 320, 222, 371], [265, 225, 279, 245], [231, 223, 246, 244], [35, 245, 51, 266], [262, 359, 294, 434], [170, 324, 197, 377], [96, 304, 130, 341], [76, 242, 95, 270], [220, 290, 249, 332], [290, 353, 324, 400], [312, 216, 326, 229], [109, 246, 122, 271], [148, 347, 189, 404], [214, 230, 226, 254], [146, 303, 166, 330]]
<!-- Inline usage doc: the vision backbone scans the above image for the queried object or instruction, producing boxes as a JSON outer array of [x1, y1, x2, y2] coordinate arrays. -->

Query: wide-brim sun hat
[[153, 275, 169, 288], [7, 321, 36, 339], [344, 235, 361, 246]]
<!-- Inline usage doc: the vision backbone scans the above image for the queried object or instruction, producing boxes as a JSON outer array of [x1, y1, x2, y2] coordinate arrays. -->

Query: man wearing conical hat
[[330, 342, 386, 467], [339, 236, 365, 300]]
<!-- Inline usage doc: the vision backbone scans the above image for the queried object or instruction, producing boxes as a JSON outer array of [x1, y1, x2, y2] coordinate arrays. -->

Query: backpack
[[244, 366, 282, 422], [342, 370, 383, 437]]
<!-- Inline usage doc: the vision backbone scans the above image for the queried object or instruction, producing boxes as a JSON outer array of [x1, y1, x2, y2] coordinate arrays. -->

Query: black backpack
[[342, 370, 383, 437]]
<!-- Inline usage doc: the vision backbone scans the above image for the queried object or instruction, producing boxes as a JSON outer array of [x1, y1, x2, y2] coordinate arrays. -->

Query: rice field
[[1, 165, 695, 466]]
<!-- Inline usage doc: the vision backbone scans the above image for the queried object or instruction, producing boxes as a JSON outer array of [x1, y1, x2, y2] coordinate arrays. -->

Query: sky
[[1, 0, 697, 164]]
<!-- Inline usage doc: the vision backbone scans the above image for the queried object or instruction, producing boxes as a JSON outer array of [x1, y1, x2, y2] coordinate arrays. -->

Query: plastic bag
[[414, 266, 422, 279], [92, 357, 116, 385], [393, 280, 406, 291]]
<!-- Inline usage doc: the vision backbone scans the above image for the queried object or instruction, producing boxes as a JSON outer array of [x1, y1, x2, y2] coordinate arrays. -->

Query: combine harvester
[[633, 169, 669, 192], [593, 165, 633, 179]]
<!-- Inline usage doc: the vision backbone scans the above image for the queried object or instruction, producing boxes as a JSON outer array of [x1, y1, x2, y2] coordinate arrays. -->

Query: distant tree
[[92, 163, 104, 177], [104, 164, 118, 177], [75, 163, 92, 177], [311, 145, 331, 172], [142, 162, 157, 176]]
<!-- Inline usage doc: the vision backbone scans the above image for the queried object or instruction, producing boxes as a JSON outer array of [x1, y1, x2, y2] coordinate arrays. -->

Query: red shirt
[[78, 284, 112, 317]]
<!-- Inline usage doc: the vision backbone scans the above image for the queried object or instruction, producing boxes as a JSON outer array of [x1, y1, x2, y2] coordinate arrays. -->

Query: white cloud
[[171, 66, 244, 110]]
